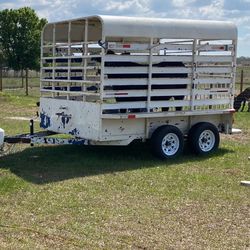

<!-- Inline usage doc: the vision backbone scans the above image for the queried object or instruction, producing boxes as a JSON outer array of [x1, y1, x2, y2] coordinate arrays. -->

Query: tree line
[[0, 7, 47, 95]]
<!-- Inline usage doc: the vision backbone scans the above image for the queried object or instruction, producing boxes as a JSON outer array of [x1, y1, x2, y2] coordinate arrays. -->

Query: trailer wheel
[[151, 125, 184, 159], [188, 122, 219, 155]]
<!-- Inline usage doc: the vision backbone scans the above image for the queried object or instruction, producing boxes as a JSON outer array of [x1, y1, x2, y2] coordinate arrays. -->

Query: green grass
[[0, 90, 249, 249]]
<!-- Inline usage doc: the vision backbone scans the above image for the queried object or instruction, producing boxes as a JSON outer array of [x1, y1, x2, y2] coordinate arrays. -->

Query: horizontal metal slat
[[102, 100, 191, 110], [41, 88, 100, 96], [152, 44, 193, 52], [41, 79, 100, 84], [196, 55, 233, 63], [102, 101, 147, 109], [193, 88, 230, 95], [194, 99, 230, 106], [102, 98, 230, 110], [104, 67, 191, 74], [194, 78, 231, 84], [104, 55, 193, 63], [42, 55, 102, 60], [103, 89, 190, 98], [103, 78, 192, 86], [196, 67, 232, 74]]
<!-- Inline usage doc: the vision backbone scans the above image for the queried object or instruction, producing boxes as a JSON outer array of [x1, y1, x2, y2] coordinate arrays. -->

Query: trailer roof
[[99, 15, 237, 40], [44, 15, 237, 41]]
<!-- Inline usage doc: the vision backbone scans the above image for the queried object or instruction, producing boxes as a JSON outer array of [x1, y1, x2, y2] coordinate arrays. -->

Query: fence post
[[21, 69, 24, 88], [25, 68, 29, 96], [0, 64, 2, 92], [240, 69, 244, 93], [0, 53, 2, 92]]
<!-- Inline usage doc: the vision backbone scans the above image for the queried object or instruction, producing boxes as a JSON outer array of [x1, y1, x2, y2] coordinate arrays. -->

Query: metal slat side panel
[[40, 19, 236, 119]]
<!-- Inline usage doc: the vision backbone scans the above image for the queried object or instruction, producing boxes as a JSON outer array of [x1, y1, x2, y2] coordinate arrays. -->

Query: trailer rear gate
[[39, 15, 237, 157]]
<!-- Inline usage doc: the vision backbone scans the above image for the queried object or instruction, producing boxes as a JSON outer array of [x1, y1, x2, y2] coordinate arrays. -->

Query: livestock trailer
[[2, 15, 238, 159]]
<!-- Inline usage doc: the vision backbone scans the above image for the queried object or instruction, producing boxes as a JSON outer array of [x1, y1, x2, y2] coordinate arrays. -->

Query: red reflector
[[229, 109, 235, 113], [128, 114, 136, 119], [123, 44, 131, 48]]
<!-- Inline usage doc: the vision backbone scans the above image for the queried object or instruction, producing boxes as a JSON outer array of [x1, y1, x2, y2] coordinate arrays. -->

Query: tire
[[151, 125, 184, 159], [188, 122, 220, 155]]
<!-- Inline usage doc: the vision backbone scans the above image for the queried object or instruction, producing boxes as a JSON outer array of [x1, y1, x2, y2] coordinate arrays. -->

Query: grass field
[[0, 90, 250, 249]]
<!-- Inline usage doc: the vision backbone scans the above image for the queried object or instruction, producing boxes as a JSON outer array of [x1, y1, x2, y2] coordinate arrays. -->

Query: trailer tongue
[[2, 120, 88, 147]]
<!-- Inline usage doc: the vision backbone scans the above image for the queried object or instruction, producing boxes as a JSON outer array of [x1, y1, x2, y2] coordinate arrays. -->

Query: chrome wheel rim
[[198, 130, 215, 152], [161, 133, 180, 156]]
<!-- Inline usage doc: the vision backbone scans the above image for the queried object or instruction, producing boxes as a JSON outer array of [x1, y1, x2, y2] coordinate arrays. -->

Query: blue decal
[[61, 113, 72, 128], [40, 111, 51, 129], [68, 139, 86, 145], [69, 128, 80, 136]]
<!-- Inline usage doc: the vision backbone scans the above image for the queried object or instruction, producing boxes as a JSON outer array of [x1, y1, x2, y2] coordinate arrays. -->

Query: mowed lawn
[[0, 90, 249, 249]]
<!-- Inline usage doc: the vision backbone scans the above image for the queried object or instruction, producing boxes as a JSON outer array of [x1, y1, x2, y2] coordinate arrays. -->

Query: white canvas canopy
[[43, 15, 237, 42]]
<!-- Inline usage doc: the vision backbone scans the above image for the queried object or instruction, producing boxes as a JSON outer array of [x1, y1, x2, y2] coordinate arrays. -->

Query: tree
[[0, 7, 47, 95]]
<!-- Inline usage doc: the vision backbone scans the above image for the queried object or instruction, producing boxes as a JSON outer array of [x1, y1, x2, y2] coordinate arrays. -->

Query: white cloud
[[104, 1, 136, 12], [171, 0, 197, 8], [97, 0, 151, 15], [0, 0, 249, 56], [198, 0, 224, 19]]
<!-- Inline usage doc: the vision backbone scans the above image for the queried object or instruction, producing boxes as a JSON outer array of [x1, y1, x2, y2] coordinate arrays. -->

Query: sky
[[0, 0, 250, 56]]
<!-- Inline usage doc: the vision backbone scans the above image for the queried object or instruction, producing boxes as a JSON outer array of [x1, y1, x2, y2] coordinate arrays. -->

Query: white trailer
[[35, 15, 237, 158]]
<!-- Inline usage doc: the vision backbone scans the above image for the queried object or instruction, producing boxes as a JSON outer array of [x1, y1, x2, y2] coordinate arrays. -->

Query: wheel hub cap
[[199, 130, 215, 152], [162, 133, 180, 156]]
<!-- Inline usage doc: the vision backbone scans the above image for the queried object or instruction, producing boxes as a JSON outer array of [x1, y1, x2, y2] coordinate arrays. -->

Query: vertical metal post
[[231, 39, 237, 108], [240, 69, 244, 93], [99, 33, 105, 141], [145, 38, 153, 139], [30, 119, 34, 135], [52, 24, 56, 98], [67, 21, 71, 100], [40, 27, 44, 96], [147, 37, 153, 112], [83, 19, 88, 101], [190, 39, 197, 111]]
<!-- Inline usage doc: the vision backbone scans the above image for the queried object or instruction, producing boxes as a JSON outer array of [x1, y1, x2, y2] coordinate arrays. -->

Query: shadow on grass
[[0, 142, 233, 184]]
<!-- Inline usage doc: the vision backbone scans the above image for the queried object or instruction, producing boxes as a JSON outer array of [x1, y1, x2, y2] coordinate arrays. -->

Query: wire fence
[[235, 66, 250, 94]]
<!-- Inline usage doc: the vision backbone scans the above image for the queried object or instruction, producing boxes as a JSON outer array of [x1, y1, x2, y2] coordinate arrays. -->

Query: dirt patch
[[5, 117, 39, 122], [221, 132, 250, 144]]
